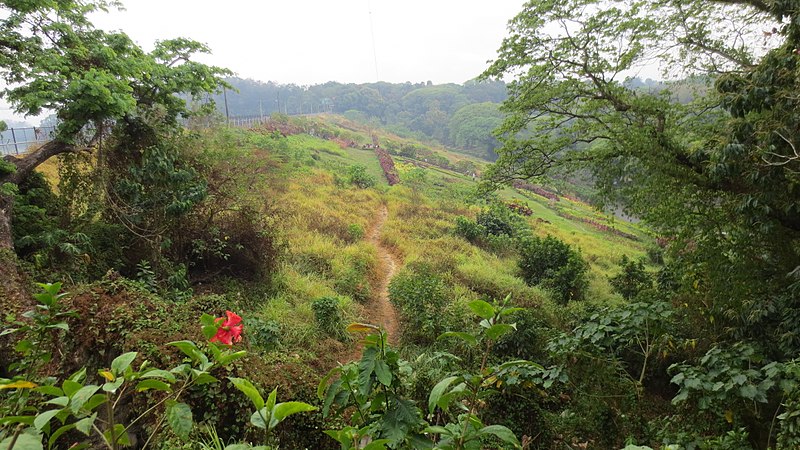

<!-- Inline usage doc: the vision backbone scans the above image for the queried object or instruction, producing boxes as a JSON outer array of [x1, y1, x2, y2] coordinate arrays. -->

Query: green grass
[[217, 116, 655, 351]]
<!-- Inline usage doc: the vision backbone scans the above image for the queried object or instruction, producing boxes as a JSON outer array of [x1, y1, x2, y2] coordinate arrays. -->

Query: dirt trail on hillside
[[338, 204, 401, 363], [365, 204, 400, 344]]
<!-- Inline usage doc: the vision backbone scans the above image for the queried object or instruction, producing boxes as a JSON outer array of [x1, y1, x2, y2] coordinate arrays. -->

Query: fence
[[1, 113, 318, 157], [0, 125, 57, 156]]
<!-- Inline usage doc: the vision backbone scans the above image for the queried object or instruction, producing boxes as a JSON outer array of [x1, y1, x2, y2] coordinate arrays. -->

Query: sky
[[1, 0, 527, 124], [94, 0, 526, 85]]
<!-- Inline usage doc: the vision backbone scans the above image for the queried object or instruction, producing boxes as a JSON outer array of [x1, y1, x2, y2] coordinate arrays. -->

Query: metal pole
[[10, 128, 18, 154], [223, 88, 230, 124]]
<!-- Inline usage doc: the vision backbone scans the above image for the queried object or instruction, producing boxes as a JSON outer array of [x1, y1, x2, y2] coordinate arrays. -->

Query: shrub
[[518, 235, 589, 304], [388, 264, 449, 344], [311, 296, 346, 340], [346, 164, 376, 189], [609, 255, 653, 300], [477, 206, 515, 237], [454, 216, 485, 243], [243, 316, 282, 351]]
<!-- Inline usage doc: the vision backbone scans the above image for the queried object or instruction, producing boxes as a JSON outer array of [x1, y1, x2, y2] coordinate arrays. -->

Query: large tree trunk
[[2, 139, 73, 185], [0, 193, 12, 251], [0, 194, 32, 312], [0, 140, 74, 310]]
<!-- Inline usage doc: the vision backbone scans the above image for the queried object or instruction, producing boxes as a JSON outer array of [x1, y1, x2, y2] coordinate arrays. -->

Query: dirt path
[[365, 204, 400, 345], [337, 204, 401, 364]]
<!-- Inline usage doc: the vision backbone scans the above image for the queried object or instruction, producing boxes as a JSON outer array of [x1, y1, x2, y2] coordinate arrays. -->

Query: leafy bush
[[388, 265, 449, 344], [609, 255, 653, 300], [477, 206, 515, 237], [517, 235, 589, 304], [312, 296, 346, 340], [454, 216, 485, 243], [243, 317, 281, 351], [346, 164, 376, 189]]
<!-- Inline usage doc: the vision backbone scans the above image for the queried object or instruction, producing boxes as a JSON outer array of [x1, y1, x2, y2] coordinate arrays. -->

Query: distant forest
[[205, 77, 703, 161], [208, 78, 509, 160]]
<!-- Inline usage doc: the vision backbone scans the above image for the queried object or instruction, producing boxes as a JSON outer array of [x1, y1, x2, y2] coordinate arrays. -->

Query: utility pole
[[223, 88, 230, 124]]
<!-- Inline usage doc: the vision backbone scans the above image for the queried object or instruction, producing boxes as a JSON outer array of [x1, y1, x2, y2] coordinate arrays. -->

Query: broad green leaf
[[45, 323, 69, 331], [250, 407, 269, 430], [70, 385, 101, 413], [317, 367, 341, 400], [424, 425, 451, 436], [141, 369, 176, 383], [168, 340, 204, 361], [45, 397, 69, 407], [135, 379, 172, 392], [266, 387, 278, 412], [363, 440, 392, 450], [0, 416, 35, 426], [103, 424, 129, 446], [478, 425, 521, 447], [228, 377, 264, 410], [0, 429, 43, 450], [68, 368, 87, 383], [270, 402, 317, 428], [739, 384, 758, 400], [34, 409, 61, 431], [468, 300, 495, 320], [166, 401, 193, 440], [110, 352, 137, 375], [218, 350, 247, 366], [429, 376, 459, 414], [84, 394, 107, 412], [75, 413, 97, 435], [485, 323, 515, 341], [437, 332, 478, 347], [374, 360, 393, 386], [49, 423, 77, 448], [192, 372, 218, 385], [62, 380, 82, 397], [102, 378, 124, 393]]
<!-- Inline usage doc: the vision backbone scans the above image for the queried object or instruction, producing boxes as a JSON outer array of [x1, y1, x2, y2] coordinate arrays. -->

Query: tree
[[0, 1, 230, 251], [449, 102, 504, 160], [517, 235, 588, 304], [482, 0, 800, 356]]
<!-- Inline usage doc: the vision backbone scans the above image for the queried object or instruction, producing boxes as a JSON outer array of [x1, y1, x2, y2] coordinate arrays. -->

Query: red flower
[[210, 311, 243, 346]]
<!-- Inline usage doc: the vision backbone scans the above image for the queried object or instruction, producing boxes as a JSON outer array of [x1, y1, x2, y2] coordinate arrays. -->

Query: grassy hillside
[[8, 113, 663, 449]]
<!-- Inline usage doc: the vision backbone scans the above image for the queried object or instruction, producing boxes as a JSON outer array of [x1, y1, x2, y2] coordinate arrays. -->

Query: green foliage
[[319, 324, 427, 448], [609, 256, 653, 300], [347, 223, 365, 242], [311, 296, 346, 341], [550, 300, 674, 386], [669, 343, 784, 417], [228, 379, 316, 448], [346, 165, 377, 189], [242, 318, 281, 352], [453, 216, 485, 243], [1, 287, 248, 450], [388, 265, 449, 344], [449, 102, 504, 159], [517, 235, 588, 304]]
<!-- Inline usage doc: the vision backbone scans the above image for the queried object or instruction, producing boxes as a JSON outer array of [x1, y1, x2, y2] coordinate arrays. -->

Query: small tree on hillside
[[518, 235, 589, 304]]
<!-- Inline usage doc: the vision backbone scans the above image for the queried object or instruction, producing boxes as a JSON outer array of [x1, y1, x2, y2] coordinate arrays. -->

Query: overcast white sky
[[1, 0, 526, 124], [95, 0, 526, 85]]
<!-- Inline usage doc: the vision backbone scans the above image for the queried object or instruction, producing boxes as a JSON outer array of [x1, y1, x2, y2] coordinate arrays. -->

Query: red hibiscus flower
[[210, 311, 243, 346]]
